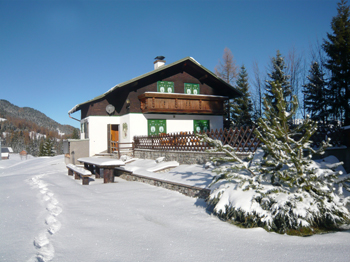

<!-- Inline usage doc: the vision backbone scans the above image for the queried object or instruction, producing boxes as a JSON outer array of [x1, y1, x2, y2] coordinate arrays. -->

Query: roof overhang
[[68, 57, 241, 115]]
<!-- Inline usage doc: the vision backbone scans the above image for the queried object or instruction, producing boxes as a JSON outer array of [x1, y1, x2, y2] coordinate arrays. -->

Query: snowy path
[[1, 155, 350, 262]]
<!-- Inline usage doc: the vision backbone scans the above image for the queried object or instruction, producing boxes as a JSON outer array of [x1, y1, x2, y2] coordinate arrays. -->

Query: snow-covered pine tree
[[303, 62, 328, 123], [200, 81, 350, 235], [255, 82, 329, 190], [231, 65, 254, 126], [45, 138, 55, 156], [265, 50, 291, 109], [40, 138, 55, 156]]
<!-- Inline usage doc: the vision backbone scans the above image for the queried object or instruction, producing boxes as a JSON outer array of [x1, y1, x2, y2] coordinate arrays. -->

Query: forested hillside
[[0, 99, 74, 134], [0, 99, 79, 156]]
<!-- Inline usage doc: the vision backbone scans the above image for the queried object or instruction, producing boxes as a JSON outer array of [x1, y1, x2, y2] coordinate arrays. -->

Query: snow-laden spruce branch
[[198, 81, 350, 234]]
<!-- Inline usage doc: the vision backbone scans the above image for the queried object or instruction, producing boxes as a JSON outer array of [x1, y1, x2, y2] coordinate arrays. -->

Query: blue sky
[[0, 0, 339, 128]]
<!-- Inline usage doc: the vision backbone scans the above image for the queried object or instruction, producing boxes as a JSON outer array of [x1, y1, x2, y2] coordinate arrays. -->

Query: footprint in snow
[[26, 173, 62, 262], [29, 231, 55, 262], [46, 202, 62, 217], [45, 215, 61, 235]]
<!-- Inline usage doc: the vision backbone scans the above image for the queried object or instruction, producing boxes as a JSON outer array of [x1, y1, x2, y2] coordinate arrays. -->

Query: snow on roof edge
[[189, 57, 201, 65]]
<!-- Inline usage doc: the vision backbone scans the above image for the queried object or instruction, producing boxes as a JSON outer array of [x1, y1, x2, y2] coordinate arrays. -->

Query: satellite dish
[[106, 104, 115, 115]]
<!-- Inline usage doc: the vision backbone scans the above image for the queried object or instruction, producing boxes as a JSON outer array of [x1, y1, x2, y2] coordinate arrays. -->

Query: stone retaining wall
[[133, 147, 350, 172], [115, 168, 210, 199], [134, 149, 249, 165]]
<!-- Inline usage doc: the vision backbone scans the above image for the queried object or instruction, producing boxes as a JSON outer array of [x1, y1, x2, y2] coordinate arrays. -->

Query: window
[[157, 81, 174, 93], [184, 83, 200, 94], [193, 120, 210, 133], [148, 119, 167, 136], [81, 122, 89, 139]]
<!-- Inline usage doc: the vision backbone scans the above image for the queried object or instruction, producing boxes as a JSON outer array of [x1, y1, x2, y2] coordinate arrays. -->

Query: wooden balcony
[[138, 92, 227, 114]]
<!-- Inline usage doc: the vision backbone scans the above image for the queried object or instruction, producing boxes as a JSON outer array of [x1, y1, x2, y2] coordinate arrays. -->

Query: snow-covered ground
[[1, 155, 350, 262]]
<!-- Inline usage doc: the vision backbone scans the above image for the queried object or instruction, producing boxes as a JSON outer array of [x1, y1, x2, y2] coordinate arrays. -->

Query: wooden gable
[[72, 57, 241, 119]]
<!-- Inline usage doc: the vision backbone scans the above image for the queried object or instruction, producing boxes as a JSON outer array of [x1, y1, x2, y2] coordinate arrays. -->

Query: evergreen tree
[[323, 0, 350, 125], [38, 139, 45, 156], [71, 128, 80, 139], [231, 65, 254, 126], [255, 82, 329, 187], [43, 138, 55, 156], [303, 62, 328, 122], [265, 50, 291, 109], [200, 81, 350, 234], [39, 138, 55, 156]]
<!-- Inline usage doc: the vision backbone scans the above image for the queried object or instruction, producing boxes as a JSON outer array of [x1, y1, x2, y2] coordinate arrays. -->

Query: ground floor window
[[148, 119, 167, 135], [194, 120, 210, 133], [81, 122, 89, 139]]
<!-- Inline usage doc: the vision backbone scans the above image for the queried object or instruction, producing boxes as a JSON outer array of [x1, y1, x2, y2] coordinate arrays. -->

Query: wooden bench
[[66, 164, 92, 185]]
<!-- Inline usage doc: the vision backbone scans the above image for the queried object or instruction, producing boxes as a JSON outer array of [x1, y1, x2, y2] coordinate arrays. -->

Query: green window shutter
[[148, 119, 167, 135], [148, 120, 157, 136], [158, 120, 166, 134], [193, 120, 210, 133], [184, 83, 192, 94], [192, 84, 200, 94], [184, 83, 200, 94], [157, 81, 174, 93]]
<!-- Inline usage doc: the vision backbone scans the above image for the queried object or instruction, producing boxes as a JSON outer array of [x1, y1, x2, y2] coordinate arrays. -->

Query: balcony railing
[[138, 92, 228, 114]]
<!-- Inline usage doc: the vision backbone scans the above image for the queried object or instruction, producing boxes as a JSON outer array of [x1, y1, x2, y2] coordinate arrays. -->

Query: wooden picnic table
[[77, 157, 125, 183]]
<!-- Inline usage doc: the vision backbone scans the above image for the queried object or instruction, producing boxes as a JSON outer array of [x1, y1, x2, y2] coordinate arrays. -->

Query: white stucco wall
[[126, 113, 223, 138], [82, 114, 224, 156], [165, 114, 223, 134], [83, 116, 120, 156], [120, 114, 148, 144]]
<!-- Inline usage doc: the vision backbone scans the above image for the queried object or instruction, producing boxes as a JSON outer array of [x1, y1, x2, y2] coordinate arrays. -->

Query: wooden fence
[[133, 127, 260, 153], [110, 142, 135, 158], [133, 125, 346, 153]]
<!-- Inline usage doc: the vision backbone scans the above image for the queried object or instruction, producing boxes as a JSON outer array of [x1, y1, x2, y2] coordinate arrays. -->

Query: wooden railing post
[[117, 142, 120, 159]]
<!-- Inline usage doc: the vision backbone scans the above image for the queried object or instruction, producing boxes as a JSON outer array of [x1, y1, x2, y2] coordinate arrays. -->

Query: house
[[68, 57, 241, 157]]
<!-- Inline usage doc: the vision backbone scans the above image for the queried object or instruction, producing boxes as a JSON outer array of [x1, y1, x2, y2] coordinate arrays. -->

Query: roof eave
[[68, 56, 241, 114]]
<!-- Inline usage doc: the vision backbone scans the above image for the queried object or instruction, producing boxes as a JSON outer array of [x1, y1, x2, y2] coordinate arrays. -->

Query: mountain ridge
[[0, 99, 75, 135]]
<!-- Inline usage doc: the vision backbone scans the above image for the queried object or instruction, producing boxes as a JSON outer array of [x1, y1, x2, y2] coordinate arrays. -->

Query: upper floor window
[[157, 81, 174, 93], [184, 83, 200, 94]]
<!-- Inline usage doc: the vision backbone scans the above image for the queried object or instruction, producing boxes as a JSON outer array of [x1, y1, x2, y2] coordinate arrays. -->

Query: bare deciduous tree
[[252, 60, 264, 120], [215, 47, 238, 128], [215, 47, 238, 85], [286, 46, 305, 120]]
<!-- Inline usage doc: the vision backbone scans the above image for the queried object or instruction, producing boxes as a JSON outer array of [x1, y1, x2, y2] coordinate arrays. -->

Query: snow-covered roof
[[1, 147, 13, 153]]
